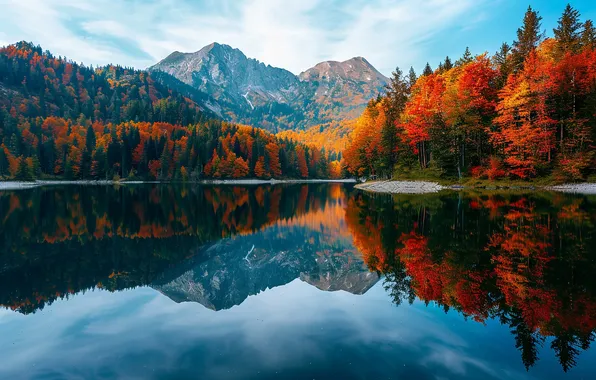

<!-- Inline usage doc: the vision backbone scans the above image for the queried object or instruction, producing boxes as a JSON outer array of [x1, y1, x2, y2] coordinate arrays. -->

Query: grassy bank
[[387, 167, 596, 189]]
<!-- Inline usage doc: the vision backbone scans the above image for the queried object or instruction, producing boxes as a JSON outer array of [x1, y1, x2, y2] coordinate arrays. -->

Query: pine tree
[[494, 42, 512, 67], [554, 4, 583, 54], [456, 47, 473, 66], [509, 311, 544, 371], [443, 56, 453, 70], [40, 138, 56, 175], [380, 119, 398, 178], [381, 70, 406, 175], [81, 149, 92, 179], [551, 333, 581, 373], [30, 156, 41, 178], [581, 20, 596, 50], [110, 90, 121, 124], [386, 67, 409, 121], [15, 157, 33, 181], [9, 133, 20, 156], [512, 6, 544, 70], [408, 67, 418, 90], [64, 159, 74, 180], [422, 63, 433, 76], [159, 143, 169, 179], [91, 147, 107, 179], [0, 148, 8, 177], [494, 42, 513, 87], [85, 126, 96, 151]]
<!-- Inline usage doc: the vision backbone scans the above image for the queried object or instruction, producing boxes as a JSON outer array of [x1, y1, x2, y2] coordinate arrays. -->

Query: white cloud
[[0, 0, 488, 75], [81, 20, 131, 39]]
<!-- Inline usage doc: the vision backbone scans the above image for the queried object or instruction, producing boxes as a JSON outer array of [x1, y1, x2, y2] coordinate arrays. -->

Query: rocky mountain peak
[[149, 42, 389, 131], [299, 57, 387, 84]]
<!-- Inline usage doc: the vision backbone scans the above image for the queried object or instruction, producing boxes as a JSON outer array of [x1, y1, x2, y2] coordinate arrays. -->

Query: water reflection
[[153, 190, 378, 311], [1, 184, 595, 377], [0, 184, 375, 314], [346, 191, 596, 372]]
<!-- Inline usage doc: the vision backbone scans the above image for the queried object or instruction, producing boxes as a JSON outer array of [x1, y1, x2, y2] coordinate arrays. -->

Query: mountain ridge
[[150, 42, 389, 131], [152, 221, 379, 311]]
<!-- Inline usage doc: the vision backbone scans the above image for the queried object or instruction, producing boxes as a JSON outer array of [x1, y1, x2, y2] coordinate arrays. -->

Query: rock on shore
[[547, 183, 596, 194], [355, 181, 445, 194], [0, 180, 119, 191], [0, 182, 39, 190]]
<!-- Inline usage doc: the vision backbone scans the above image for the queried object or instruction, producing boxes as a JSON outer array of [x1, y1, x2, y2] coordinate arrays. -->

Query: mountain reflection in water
[[0, 183, 595, 379]]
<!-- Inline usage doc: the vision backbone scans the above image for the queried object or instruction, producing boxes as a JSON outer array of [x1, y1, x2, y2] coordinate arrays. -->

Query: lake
[[0, 184, 595, 380]]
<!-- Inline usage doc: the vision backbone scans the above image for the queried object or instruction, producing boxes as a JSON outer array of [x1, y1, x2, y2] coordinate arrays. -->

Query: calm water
[[0, 184, 595, 380]]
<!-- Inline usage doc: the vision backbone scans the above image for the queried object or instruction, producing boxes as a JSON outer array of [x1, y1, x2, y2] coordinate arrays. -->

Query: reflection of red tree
[[488, 198, 558, 334], [399, 231, 443, 302], [346, 193, 596, 344], [491, 225, 552, 320], [345, 197, 387, 272], [399, 231, 492, 322], [453, 269, 494, 323]]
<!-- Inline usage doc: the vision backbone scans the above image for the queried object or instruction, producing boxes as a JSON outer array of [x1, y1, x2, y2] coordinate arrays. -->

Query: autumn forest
[[1, 5, 595, 183], [0, 43, 340, 181], [342, 4, 596, 182]]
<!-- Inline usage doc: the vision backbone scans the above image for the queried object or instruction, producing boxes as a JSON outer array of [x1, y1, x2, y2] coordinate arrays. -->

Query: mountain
[[154, 43, 302, 106], [299, 57, 389, 121], [152, 212, 379, 311], [150, 43, 389, 131]]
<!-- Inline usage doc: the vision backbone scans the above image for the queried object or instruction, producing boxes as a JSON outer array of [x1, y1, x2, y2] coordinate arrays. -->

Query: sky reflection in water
[[0, 184, 595, 379]]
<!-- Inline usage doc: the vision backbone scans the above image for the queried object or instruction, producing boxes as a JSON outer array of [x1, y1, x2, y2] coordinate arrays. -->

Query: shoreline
[[0, 178, 357, 190], [3, 179, 595, 194], [355, 181, 445, 194], [355, 180, 596, 195], [204, 178, 357, 185], [545, 183, 596, 195]]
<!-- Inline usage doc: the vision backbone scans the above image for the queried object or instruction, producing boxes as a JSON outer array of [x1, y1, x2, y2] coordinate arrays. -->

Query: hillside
[[0, 42, 214, 126], [277, 119, 355, 156], [0, 42, 340, 181]]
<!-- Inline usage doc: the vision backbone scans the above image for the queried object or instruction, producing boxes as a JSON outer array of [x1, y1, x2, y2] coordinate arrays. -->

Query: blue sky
[[0, 0, 595, 76]]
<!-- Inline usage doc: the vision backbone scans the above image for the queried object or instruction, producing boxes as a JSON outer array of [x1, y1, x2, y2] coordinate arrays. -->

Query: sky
[[0, 0, 595, 76]]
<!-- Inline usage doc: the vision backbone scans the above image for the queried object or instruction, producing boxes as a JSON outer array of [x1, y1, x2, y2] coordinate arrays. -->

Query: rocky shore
[[355, 181, 445, 194], [355, 180, 596, 195], [0, 182, 39, 190], [0, 180, 121, 190], [206, 179, 357, 185], [0, 178, 357, 191], [546, 183, 596, 194]]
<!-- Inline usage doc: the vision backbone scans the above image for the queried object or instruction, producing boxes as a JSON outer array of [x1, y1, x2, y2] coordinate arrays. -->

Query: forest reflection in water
[[0, 183, 595, 377], [347, 189, 596, 373]]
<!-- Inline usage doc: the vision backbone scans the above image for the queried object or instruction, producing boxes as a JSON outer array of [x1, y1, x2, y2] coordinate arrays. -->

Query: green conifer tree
[[512, 6, 544, 70], [554, 4, 583, 54], [581, 20, 595, 50], [15, 157, 33, 181]]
